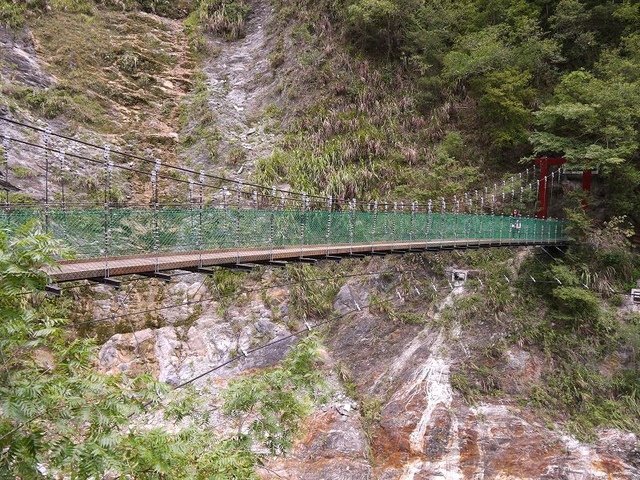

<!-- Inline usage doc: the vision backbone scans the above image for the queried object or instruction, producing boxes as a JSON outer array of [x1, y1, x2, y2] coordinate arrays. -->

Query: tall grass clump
[[192, 0, 251, 40]]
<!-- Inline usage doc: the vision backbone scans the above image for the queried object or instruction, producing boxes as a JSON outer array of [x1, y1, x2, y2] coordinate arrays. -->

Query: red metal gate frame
[[534, 157, 593, 219]]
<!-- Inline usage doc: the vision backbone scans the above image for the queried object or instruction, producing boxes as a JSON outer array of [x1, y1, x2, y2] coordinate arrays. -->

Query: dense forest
[[258, 0, 640, 219]]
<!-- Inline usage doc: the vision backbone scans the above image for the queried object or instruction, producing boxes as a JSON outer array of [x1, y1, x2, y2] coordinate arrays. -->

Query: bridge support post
[[59, 150, 66, 210], [372, 200, 378, 249], [348, 198, 355, 253], [301, 193, 308, 251], [410, 201, 416, 243], [198, 172, 204, 265], [151, 159, 160, 273], [1, 134, 9, 205], [235, 188, 241, 263], [426, 199, 432, 244], [325, 195, 332, 256], [103, 149, 113, 261], [102, 145, 113, 278], [440, 198, 445, 241], [535, 157, 566, 219], [453, 196, 459, 242], [44, 127, 51, 233]]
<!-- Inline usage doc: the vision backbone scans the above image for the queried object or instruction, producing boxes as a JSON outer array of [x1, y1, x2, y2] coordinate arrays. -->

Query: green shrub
[[11, 165, 34, 179], [343, 0, 418, 55], [193, 0, 251, 40], [552, 286, 601, 322], [207, 268, 240, 300], [288, 265, 340, 319], [223, 335, 324, 454], [0, 0, 28, 27], [101, 0, 193, 18], [8, 86, 69, 118], [533, 364, 640, 440], [51, 0, 94, 14]]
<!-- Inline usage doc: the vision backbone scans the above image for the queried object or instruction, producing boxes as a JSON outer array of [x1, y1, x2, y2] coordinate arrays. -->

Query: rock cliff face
[[260, 279, 639, 479], [91, 265, 638, 479], [199, 0, 279, 178]]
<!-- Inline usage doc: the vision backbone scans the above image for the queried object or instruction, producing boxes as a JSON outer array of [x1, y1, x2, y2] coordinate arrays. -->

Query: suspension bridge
[[0, 117, 572, 286]]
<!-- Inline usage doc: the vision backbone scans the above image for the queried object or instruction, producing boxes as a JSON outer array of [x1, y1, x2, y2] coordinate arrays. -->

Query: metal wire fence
[[1, 206, 568, 259]]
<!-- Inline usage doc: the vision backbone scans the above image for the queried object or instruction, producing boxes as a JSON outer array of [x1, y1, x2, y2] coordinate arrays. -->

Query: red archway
[[535, 157, 593, 219]]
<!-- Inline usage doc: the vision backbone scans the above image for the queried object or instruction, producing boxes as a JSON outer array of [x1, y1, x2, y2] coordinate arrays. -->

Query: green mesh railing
[[1, 207, 568, 259]]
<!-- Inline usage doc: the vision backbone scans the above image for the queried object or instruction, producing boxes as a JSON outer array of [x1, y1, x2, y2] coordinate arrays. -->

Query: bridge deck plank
[[46, 238, 562, 282]]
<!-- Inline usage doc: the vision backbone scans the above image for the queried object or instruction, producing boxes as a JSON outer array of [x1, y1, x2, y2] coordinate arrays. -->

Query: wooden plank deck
[[45, 238, 565, 282]]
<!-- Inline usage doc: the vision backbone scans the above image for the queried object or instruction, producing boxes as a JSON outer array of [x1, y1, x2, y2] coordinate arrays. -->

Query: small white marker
[[240, 348, 248, 357], [554, 277, 562, 285], [414, 287, 421, 295], [305, 321, 312, 331], [354, 301, 361, 311], [504, 275, 511, 283], [432, 284, 438, 292]]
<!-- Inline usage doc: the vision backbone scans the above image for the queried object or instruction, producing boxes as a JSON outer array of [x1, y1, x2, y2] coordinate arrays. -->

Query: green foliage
[[51, 0, 93, 14], [442, 26, 512, 83], [223, 334, 324, 454], [288, 265, 340, 319], [563, 192, 592, 241], [0, 227, 324, 477], [529, 363, 640, 441], [3, 84, 108, 126], [531, 65, 640, 167], [552, 286, 601, 320], [5, 86, 69, 118], [0, 227, 161, 477], [0, 0, 96, 27], [344, 0, 418, 55], [445, 245, 640, 439], [549, 0, 594, 64], [208, 268, 241, 299], [10, 165, 34, 179], [532, 32, 640, 219], [179, 72, 220, 156], [0, 0, 30, 27], [475, 69, 535, 148], [451, 363, 502, 403], [190, 0, 251, 40]]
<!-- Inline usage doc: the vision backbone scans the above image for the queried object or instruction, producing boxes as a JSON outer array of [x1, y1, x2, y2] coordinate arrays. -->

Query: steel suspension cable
[[1, 118, 543, 211]]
